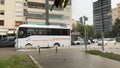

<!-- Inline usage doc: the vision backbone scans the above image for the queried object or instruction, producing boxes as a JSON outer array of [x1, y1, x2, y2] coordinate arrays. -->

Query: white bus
[[15, 24, 71, 49]]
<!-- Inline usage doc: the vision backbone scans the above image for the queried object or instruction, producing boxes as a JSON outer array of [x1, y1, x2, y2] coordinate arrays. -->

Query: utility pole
[[45, 0, 49, 25], [100, 0, 105, 53]]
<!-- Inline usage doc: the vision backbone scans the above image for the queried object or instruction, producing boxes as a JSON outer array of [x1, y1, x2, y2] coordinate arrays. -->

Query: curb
[[28, 55, 43, 68]]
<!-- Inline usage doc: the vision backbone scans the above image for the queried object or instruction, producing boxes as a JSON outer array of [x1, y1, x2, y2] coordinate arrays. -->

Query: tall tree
[[76, 24, 94, 38], [114, 18, 120, 37], [86, 25, 94, 39]]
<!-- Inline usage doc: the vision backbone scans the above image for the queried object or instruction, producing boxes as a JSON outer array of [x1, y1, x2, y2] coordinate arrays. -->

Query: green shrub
[[86, 50, 120, 62], [116, 37, 120, 42]]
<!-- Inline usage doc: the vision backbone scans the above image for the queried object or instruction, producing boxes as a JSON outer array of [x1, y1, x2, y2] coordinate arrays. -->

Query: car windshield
[[98, 38, 108, 41], [0, 38, 7, 42], [108, 38, 114, 41], [0, 37, 15, 42]]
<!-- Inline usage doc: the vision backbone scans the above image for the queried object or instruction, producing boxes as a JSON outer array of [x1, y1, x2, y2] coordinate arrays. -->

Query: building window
[[50, 22, 66, 26], [49, 14, 64, 20], [0, 0, 4, 5], [27, 12, 44, 19], [16, 11, 23, 17], [0, 20, 4, 26], [27, 21, 45, 25], [16, 2, 23, 7], [64, 8, 70, 12], [0, 10, 4, 15], [28, 2, 45, 9], [64, 16, 69, 19]]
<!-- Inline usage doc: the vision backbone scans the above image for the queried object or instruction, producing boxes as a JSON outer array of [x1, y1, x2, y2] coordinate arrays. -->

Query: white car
[[72, 39, 91, 45], [98, 38, 116, 45], [107, 38, 116, 44]]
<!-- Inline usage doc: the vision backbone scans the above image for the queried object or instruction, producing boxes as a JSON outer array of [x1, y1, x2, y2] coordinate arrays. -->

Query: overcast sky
[[71, 0, 120, 25]]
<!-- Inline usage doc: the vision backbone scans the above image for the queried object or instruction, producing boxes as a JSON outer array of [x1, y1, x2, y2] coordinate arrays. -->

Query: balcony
[[27, 2, 45, 9], [28, 0, 45, 3], [27, 12, 45, 19]]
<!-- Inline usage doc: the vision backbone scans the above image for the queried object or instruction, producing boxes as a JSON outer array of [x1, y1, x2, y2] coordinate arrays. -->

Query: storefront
[[0, 28, 8, 40], [0, 29, 15, 40]]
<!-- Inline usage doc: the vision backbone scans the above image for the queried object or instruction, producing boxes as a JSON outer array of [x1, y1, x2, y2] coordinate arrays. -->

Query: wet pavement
[[1, 45, 120, 68], [25, 47, 120, 68]]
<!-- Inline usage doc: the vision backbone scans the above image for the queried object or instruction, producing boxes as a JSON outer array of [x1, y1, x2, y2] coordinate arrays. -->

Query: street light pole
[[79, 16, 88, 51], [100, 0, 105, 53], [45, 0, 49, 25], [83, 16, 87, 51]]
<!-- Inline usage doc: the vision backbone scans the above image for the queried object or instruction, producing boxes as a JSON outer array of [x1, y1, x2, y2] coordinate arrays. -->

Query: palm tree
[[50, 0, 69, 11]]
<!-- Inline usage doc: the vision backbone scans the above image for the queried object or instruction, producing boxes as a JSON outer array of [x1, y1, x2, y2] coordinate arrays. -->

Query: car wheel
[[77, 43, 80, 45]]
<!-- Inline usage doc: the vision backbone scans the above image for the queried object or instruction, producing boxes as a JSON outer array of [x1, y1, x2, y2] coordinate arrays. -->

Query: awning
[[0, 29, 8, 35], [0, 32, 7, 35], [7, 29, 15, 34]]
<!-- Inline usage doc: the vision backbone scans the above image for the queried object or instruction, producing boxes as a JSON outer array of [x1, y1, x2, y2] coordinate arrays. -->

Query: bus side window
[[27, 28, 35, 36], [38, 29, 42, 35], [18, 31, 24, 38]]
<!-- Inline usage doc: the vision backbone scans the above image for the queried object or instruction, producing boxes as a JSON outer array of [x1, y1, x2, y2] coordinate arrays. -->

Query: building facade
[[0, 0, 72, 39], [112, 3, 120, 24], [117, 3, 120, 19], [112, 8, 118, 24]]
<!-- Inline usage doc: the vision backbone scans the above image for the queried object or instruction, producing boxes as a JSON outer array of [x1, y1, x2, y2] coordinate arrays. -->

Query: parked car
[[98, 39, 108, 45], [72, 39, 91, 45], [98, 38, 116, 46], [0, 37, 16, 47], [93, 39, 98, 43], [71, 41, 75, 45], [107, 38, 116, 44]]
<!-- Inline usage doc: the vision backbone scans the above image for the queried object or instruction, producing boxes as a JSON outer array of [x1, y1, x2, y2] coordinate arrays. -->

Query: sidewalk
[[0, 48, 21, 58]]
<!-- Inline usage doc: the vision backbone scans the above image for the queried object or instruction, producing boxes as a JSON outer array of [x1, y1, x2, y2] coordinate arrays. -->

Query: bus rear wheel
[[25, 43, 32, 47], [54, 43, 60, 47]]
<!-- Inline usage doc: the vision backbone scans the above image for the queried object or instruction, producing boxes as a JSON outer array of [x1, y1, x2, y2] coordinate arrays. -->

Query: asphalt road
[[1, 43, 120, 68], [25, 46, 120, 68]]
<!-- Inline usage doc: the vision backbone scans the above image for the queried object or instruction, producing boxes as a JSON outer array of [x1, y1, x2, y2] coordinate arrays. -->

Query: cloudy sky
[[71, 0, 120, 25]]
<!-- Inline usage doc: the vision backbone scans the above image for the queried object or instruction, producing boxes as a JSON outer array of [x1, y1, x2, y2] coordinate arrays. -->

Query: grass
[[86, 50, 120, 62], [0, 55, 38, 68]]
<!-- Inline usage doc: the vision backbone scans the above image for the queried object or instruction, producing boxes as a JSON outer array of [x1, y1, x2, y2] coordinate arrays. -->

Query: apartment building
[[117, 3, 120, 19], [112, 8, 118, 24], [112, 3, 120, 24], [0, 0, 72, 39]]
